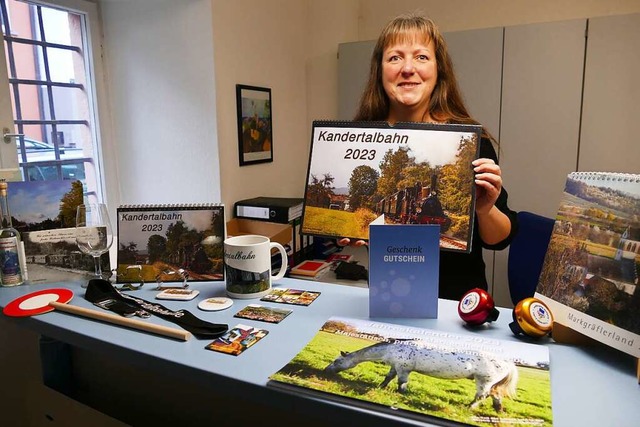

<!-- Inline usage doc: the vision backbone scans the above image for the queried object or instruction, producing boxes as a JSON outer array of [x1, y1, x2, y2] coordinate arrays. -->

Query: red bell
[[458, 288, 500, 326]]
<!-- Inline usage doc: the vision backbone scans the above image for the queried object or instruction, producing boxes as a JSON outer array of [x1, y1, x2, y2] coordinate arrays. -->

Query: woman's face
[[382, 37, 438, 121]]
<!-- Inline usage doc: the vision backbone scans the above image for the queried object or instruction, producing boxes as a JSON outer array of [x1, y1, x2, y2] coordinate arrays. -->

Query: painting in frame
[[236, 84, 273, 166]]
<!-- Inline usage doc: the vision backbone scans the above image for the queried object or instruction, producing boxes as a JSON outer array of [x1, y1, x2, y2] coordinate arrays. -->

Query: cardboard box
[[226, 218, 292, 247]]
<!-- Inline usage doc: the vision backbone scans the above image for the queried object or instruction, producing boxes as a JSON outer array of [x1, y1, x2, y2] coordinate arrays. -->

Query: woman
[[341, 13, 518, 300]]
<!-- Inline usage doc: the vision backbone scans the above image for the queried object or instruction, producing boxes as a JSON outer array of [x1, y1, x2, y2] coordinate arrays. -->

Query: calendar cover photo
[[535, 172, 640, 358], [9, 180, 110, 284], [269, 317, 552, 427], [301, 121, 481, 253], [116, 205, 225, 283]]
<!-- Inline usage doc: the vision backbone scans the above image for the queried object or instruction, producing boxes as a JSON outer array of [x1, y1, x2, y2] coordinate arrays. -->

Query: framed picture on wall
[[236, 84, 273, 166]]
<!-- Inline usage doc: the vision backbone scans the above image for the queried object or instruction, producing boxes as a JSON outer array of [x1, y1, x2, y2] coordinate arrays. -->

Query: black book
[[235, 196, 303, 224]]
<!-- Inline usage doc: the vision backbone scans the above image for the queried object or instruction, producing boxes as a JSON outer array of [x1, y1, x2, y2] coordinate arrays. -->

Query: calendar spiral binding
[[311, 119, 483, 133], [568, 171, 640, 183], [118, 203, 223, 211]]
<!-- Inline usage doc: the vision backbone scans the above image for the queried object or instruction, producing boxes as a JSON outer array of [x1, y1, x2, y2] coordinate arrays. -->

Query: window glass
[[1, 0, 102, 199]]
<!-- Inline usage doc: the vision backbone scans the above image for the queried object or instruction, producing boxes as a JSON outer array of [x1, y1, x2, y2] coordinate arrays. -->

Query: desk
[[0, 278, 637, 426]]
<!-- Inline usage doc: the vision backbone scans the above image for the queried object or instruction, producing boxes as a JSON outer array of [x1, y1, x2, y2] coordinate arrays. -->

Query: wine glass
[[76, 203, 114, 287]]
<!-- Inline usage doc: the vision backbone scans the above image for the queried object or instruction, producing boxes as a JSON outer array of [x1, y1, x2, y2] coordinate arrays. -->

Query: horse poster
[[269, 316, 552, 426], [300, 121, 481, 253], [535, 172, 640, 358]]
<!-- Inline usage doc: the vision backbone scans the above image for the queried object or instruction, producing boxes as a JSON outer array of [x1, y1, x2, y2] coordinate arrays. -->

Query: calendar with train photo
[[301, 121, 481, 253], [116, 204, 225, 283]]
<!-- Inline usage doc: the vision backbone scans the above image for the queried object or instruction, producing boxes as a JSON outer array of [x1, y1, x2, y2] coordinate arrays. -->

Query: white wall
[[97, 0, 640, 219], [99, 0, 221, 207], [211, 0, 359, 219]]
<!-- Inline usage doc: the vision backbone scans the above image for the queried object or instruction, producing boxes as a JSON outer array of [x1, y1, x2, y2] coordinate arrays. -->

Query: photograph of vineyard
[[301, 126, 478, 252], [269, 317, 552, 427], [117, 207, 225, 283], [535, 173, 640, 355]]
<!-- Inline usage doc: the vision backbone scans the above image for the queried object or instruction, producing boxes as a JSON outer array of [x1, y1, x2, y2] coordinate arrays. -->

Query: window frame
[[0, 0, 115, 207]]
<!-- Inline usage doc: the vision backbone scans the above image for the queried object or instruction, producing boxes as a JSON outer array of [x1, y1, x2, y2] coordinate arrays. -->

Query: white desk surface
[[0, 278, 638, 427]]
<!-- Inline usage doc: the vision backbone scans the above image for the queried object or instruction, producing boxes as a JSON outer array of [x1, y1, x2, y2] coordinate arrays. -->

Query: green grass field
[[303, 206, 367, 238], [270, 332, 553, 426]]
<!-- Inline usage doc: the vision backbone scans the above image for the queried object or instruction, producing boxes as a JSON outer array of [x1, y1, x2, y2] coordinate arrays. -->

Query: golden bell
[[510, 297, 554, 338]]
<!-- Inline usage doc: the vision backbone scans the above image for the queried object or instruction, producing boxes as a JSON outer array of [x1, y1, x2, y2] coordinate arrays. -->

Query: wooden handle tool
[[49, 301, 191, 341]]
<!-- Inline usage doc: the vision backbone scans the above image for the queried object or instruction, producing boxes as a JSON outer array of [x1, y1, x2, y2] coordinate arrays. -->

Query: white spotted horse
[[324, 339, 518, 412]]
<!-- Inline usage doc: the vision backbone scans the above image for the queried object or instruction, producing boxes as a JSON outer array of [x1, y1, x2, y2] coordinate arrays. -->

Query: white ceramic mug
[[223, 234, 288, 299]]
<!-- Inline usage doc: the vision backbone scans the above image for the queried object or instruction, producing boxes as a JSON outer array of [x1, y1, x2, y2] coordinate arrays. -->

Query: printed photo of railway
[[8, 180, 108, 283], [116, 206, 225, 284], [301, 122, 480, 252]]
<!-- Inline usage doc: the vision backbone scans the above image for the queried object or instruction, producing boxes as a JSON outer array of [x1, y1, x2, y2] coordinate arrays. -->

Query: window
[[0, 0, 103, 201]]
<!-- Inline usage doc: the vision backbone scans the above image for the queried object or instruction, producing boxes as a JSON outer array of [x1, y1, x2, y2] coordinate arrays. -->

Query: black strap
[[85, 279, 228, 339], [92, 298, 150, 318]]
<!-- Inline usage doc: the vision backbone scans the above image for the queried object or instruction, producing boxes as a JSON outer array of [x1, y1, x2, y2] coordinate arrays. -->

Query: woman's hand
[[472, 158, 502, 215], [337, 238, 368, 247]]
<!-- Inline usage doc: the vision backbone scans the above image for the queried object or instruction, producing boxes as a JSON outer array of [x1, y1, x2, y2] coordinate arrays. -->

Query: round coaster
[[198, 297, 233, 311], [3, 288, 74, 317]]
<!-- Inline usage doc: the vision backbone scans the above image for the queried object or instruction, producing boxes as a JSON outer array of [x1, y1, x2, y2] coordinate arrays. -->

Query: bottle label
[[0, 236, 23, 285]]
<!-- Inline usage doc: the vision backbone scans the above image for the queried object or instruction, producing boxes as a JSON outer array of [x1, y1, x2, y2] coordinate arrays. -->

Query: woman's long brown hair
[[354, 13, 493, 141]]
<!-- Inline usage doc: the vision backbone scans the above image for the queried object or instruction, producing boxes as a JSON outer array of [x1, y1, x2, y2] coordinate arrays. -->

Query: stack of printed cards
[[289, 260, 332, 280]]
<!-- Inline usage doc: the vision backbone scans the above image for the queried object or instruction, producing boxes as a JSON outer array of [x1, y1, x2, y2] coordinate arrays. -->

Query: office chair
[[507, 211, 555, 305]]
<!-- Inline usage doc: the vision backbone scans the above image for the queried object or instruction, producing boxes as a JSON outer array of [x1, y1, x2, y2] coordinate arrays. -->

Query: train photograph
[[302, 124, 479, 252], [22, 228, 111, 284]]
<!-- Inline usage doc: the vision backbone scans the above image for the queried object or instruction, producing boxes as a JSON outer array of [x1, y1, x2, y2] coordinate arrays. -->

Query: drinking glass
[[76, 203, 114, 287]]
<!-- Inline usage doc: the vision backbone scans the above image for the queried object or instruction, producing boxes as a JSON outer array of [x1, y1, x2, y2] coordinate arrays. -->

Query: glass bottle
[[0, 180, 24, 286]]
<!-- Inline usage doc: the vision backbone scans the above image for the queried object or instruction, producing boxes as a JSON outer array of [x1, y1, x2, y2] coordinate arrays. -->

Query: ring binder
[[116, 204, 225, 283]]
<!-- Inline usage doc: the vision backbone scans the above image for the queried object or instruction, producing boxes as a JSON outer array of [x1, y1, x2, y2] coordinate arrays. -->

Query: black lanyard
[[85, 279, 228, 339]]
